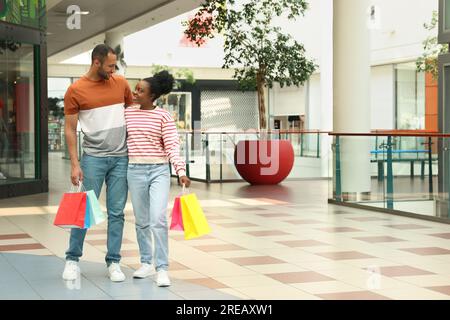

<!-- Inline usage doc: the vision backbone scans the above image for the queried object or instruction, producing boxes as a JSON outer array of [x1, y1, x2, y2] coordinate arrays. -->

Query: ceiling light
[[74, 11, 90, 15]]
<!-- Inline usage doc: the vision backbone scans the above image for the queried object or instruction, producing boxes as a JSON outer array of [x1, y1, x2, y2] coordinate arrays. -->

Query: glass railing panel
[[221, 133, 243, 180], [206, 133, 223, 181], [186, 133, 207, 181], [329, 133, 449, 221], [330, 135, 387, 209], [389, 136, 438, 216]]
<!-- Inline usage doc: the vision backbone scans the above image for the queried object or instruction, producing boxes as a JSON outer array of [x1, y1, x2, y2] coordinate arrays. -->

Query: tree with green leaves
[[416, 10, 448, 81], [184, 0, 316, 130]]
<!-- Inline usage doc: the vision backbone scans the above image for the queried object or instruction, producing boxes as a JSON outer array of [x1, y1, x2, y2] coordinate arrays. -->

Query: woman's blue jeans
[[127, 163, 170, 271]]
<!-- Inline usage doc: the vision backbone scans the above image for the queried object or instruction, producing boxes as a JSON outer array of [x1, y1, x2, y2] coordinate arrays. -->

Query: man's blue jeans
[[127, 163, 170, 271], [65, 154, 128, 266]]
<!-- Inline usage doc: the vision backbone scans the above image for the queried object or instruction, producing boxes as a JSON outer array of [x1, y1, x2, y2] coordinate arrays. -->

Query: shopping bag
[[170, 196, 184, 231], [54, 191, 87, 229], [84, 195, 91, 229], [180, 193, 211, 240], [86, 190, 106, 226]]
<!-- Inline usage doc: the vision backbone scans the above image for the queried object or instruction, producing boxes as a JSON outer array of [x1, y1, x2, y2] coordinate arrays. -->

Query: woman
[[125, 71, 191, 287]]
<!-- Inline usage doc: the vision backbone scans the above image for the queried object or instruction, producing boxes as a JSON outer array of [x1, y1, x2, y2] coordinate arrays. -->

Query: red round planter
[[234, 140, 294, 185]]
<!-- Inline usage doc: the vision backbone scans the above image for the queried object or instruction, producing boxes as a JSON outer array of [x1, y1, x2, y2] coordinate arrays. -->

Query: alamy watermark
[[366, 265, 381, 290], [66, 5, 81, 30]]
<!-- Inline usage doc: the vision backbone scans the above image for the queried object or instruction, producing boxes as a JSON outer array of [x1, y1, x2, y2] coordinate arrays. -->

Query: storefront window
[[395, 62, 425, 130], [445, 0, 450, 30], [0, 40, 35, 183], [0, 0, 46, 30], [157, 92, 192, 130], [48, 78, 71, 152]]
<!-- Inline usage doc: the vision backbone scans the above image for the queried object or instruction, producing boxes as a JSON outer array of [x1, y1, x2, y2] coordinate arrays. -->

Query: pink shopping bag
[[169, 196, 184, 231]]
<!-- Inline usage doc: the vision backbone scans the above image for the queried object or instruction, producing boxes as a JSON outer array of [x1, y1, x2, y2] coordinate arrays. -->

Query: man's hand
[[71, 165, 83, 186], [179, 176, 191, 188]]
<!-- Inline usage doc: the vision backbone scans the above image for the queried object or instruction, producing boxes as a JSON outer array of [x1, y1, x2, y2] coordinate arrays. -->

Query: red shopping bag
[[169, 196, 184, 231], [54, 192, 87, 228]]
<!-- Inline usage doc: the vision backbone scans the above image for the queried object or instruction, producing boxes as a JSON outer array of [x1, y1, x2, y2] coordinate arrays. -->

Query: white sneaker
[[62, 261, 79, 281], [155, 270, 171, 287], [108, 263, 126, 282], [0, 172, 6, 180], [133, 263, 155, 279]]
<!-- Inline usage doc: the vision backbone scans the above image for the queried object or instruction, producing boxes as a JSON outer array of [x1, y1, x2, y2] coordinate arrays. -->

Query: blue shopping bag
[[84, 195, 91, 229], [86, 190, 106, 226]]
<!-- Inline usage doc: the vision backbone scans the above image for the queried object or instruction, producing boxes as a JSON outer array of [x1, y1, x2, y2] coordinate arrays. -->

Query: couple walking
[[62, 44, 190, 287]]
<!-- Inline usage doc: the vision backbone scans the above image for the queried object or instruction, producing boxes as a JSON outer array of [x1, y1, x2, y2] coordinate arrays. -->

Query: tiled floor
[[1, 153, 450, 300]]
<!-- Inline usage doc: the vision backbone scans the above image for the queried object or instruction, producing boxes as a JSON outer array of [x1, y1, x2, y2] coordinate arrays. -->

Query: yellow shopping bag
[[180, 193, 211, 240]]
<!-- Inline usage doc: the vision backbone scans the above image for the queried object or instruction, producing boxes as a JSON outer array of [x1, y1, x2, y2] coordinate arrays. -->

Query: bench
[[370, 150, 436, 181]]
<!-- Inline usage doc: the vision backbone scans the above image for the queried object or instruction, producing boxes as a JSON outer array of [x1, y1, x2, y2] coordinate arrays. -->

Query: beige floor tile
[[0, 206, 58, 216], [0, 238, 39, 245], [373, 287, 450, 300], [117, 243, 138, 251], [221, 238, 286, 250], [121, 257, 140, 265], [245, 263, 308, 274], [195, 264, 258, 278], [341, 258, 398, 268], [293, 261, 352, 272], [433, 255, 450, 263], [212, 250, 265, 259], [208, 219, 239, 225], [170, 270, 207, 280], [199, 200, 240, 207], [235, 284, 321, 300], [248, 221, 298, 229], [217, 288, 251, 300], [4, 249, 54, 256], [397, 262, 450, 276], [310, 266, 368, 280], [300, 245, 351, 254], [291, 281, 362, 294], [365, 248, 422, 261], [397, 275, 450, 287], [0, 218, 25, 234], [84, 234, 109, 241], [338, 274, 421, 291], [247, 235, 299, 242], [214, 275, 281, 288], [184, 239, 237, 247], [375, 242, 426, 250], [257, 248, 332, 263], [228, 198, 273, 206]]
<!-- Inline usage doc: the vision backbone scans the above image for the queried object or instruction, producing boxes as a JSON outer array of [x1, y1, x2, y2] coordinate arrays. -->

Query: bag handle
[[181, 183, 190, 195], [70, 181, 86, 193]]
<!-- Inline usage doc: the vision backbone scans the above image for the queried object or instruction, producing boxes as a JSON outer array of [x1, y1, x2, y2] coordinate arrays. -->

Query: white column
[[320, 0, 333, 178], [333, 0, 371, 193], [105, 32, 126, 76]]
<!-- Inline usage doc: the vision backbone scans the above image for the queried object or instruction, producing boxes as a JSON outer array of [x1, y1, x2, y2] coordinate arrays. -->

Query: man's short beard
[[98, 69, 110, 80]]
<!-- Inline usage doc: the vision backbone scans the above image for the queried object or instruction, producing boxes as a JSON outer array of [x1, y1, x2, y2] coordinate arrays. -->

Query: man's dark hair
[[91, 44, 115, 64]]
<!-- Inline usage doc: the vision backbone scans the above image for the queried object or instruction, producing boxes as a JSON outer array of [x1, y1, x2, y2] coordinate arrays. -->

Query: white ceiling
[[47, 0, 203, 63]]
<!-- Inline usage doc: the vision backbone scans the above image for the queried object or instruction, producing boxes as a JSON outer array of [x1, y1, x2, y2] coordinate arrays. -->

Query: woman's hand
[[179, 176, 191, 188]]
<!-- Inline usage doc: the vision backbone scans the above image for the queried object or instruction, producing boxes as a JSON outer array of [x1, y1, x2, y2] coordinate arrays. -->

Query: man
[[62, 44, 133, 282]]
